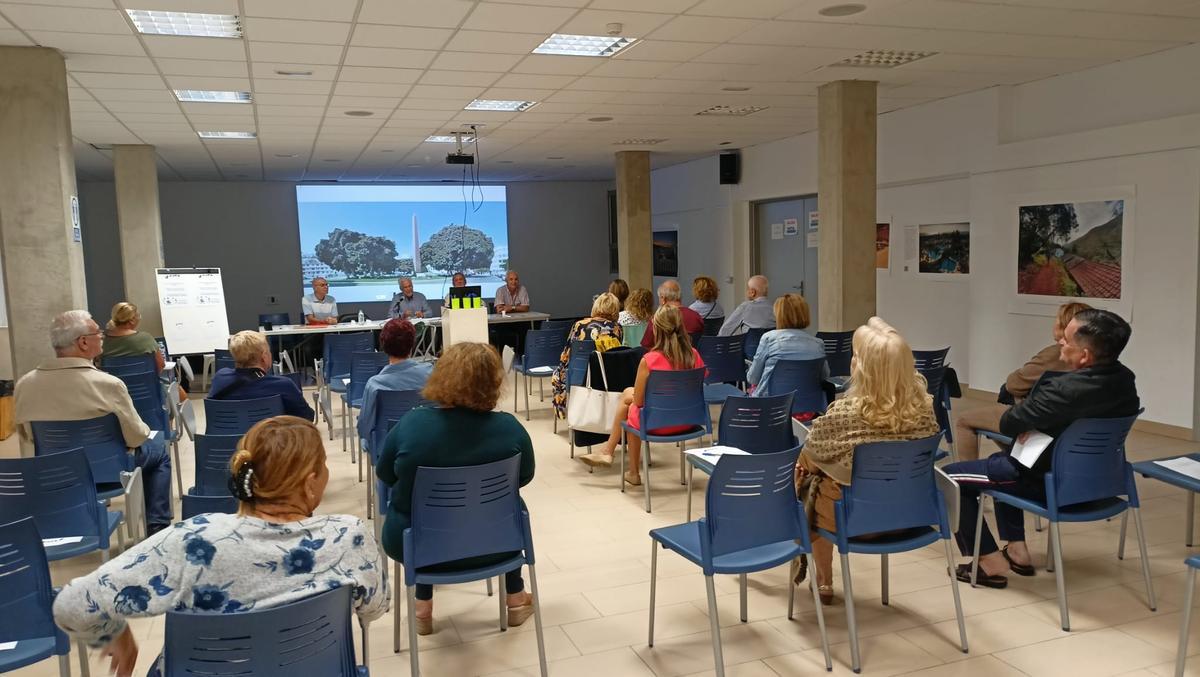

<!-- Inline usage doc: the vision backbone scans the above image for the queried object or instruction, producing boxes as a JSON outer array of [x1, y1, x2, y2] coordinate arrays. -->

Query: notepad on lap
[[42, 536, 84, 547], [1011, 431, 1054, 469]]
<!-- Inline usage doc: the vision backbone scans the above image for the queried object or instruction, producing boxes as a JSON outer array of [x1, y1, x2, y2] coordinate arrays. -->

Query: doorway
[[752, 195, 819, 330]]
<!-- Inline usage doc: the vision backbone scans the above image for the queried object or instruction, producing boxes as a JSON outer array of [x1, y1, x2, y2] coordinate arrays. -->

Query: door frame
[[749, 194, 816, 273]]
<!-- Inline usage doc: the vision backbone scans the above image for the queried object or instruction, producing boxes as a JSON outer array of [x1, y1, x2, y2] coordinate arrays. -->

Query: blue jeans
[[944, 451, 1045, 557], [136, 438, 174, 527]]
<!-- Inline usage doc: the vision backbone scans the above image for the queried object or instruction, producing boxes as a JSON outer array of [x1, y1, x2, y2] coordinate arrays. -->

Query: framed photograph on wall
[[916, 222, 970, 277], [876, 222, 890, 271], [652, 230, 678, 277]]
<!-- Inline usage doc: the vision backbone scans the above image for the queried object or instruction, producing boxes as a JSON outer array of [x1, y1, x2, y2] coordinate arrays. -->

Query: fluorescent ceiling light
[[464, 99, 538, 112], [613, 138, 667, 146], [198, 131, 256, 139], [425, 135, 475, 143], [838, 49, 937, 68], [532, 33, 635, 57], [174, 89, 251, 103], [126, 10, 242, 38], [695, 104, 768, 116]]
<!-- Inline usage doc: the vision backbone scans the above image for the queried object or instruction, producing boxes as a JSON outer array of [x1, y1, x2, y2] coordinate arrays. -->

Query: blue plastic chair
[[620, 367, 711, 513], [204, 394, 284, 435], [191, 433, 242, 496], [742, 327, 771, 362], [319, 332, 376, 436], [560, 339, 596, 438], [363, 389, 429, 522], [685, 394, 796, 520], [100, 354, 157, 377], [340, 351, 389, 465], [0, 449, 124, 563], [400, 457, 547, 677], [769, 358, 829, 416], [703, 317, 724, 337], [118, 369, 183, 496], [1178, 555, 1200, 677], [539, 318, 573, 336], [180, 494, 239, 520], [649, 448, 831, 676], [513, 328, 567, 421], [816, 330, 854, 377], [163, 585, 369, 676], [976, 371, 1065, 449], [215, 355, 236, 373], [817, 433, 967, 672], [697, 335, 746, 405], [970, 413, 1154, 632], [0, 518, 77, 677], [913, 348, 954, 457]]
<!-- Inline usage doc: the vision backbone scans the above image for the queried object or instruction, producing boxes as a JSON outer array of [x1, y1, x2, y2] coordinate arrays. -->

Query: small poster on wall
[[783, 218, 799, 236], [808, 211, 819, 231], [1017, 200, 1123, 299], [918, 223, 970, 275], [652, 230, 678, 276], [876, 223, 890, 270]]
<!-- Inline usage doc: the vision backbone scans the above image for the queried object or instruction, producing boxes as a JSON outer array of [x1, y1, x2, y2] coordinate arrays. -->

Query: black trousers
[[944, 452, 1046, 557]]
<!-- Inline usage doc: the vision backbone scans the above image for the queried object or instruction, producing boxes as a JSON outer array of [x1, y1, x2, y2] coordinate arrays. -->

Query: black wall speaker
[[719, 151, 740, 184]]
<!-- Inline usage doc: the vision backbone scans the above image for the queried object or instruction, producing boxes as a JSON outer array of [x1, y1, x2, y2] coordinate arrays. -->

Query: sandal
[[507, 598, 535, 627], [623, 471, 642, 486], [955, 563, 1008, 589], [1002, 545, 1036, 576], [816, 585, 834, 606], [414, 615, 433, 636], [579, 453, 614, 468]]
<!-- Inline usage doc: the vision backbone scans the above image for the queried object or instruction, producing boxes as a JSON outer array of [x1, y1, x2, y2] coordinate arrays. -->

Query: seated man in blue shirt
[[357, 319, 433, 441], [209, 330, 315, 421], [390, 276, 431, 319]]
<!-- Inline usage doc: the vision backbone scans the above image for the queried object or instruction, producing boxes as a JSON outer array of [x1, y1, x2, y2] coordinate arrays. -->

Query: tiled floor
[[5, 382, 1200, 676]]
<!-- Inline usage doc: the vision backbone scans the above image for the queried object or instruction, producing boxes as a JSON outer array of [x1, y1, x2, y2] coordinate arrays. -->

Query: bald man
[[640, 279, 705, 348], [719, 275, 775, 336]]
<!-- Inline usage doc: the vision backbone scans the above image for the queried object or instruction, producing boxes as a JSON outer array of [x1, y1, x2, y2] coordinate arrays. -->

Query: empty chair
[[1178, 555, 1200, 677], [697, 335, 746, 406], [649, 448, 831, 677], [340, 351, 389, 464], [742, 326, 771, 362], [259, 312, 295, 373], [769, 358, 829, 417], [180, 494, 239, 520], [317, 332, 376, 435], [191, 433, 242, 496], [913, 347, 954, 456], [362, 389, 428, 521], [620, 368, 711, 513], [163, 586, 368, 677], [0, 517, 79, 677], [513, 328, 567, 420], [816, 330, 854, 377], [204, 395, 284, 436]]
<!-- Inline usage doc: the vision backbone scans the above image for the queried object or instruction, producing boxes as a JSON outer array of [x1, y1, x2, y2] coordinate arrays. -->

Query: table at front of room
[[1132, 453, 1200, 546]]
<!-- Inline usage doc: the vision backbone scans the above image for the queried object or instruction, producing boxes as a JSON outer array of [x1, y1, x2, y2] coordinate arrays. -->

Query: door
[[753, 195, 819, 329]]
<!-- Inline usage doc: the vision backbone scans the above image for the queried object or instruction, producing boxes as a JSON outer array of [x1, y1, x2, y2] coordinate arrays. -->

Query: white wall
[[650, 157, 736, 302], [651, 42, 1200, 431]]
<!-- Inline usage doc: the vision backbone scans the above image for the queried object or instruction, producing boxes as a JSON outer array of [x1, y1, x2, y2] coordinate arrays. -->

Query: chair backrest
[[30, 414, 132, 485], [703, 447, 807, 562], [194, 433, 242, 495], [717, 394, 796, 453], [181, 494, 239, 520], [258, 312, 290, 327], [117, 369, 170, 431], [215, 356, 236, 373], [539, 319, 573, 337], [688, 330, 702, 348], [703, 317, 724, 337], [566, 340, 595, 388], [324, 332, 375, 378], [641, 368, 710, 433], [214, 348, 232, 361], [1049, 412, 1140, 507], [204, 395, 284, 436], [281, 371, 303, 390], [742, 326, 771, 361], [405, 456, 528, 573], [347, 351, 389, 402], [0, 518, 67, 649], [816, 330, 854, 377], [697, 335, 746, 385], [521, 329, 568, 370], [0, 449, 105, 543], [164, 586, 359, 676], [912, 347, 950, 396], [769, 358, 828, 414], [621, 323, 647, 348], [369, 389, 429, 458], [839, 434, 946, 539], [100, 354, 157, 377]]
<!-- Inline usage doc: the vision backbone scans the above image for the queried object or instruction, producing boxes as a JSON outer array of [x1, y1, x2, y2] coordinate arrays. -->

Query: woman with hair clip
[[578, 306, 706, 486], [793, 318, 940, 605], [53, 416, 388, 677]]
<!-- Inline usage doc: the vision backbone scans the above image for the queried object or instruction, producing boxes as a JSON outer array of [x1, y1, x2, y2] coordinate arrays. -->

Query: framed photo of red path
[[876, 223, 890, 271]]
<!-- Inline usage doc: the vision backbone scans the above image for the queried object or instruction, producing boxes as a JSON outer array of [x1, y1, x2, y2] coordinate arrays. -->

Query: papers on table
[[0, 641, 16, 651], [342, 378, 351, 386], [42, 536, 84, 547], [528, 366, 554, 375], [684, 446, 750, 461], [1154, 457, 1200, 482], [1011, 431, 1055, 469]]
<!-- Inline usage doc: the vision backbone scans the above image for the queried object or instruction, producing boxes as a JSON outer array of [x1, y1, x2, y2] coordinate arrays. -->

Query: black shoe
[[146, 523, 171, 537], [1002, 545, 1036, 576], [955, 563, 1008, 589]]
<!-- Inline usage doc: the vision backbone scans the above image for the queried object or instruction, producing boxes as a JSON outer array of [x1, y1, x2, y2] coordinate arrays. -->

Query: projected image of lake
[[297, 185, 510, 304]]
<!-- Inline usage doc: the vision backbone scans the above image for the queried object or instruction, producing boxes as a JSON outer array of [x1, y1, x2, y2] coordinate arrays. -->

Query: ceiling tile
[[545, 89, 618, 103], [65, 54, 157, 74], [71, 72, 165, 89], [87, 87, 177, 103], [406, 83, 486, 101], [156, 58, 248, 77], [254, 78, 334, 94], [0, 28, 31, 45], [460, 3, 575, 33], [584, 59, 678, 78], [164, 75, 251, 91], [480, 0, 589, 6], [431, 50, 524, 72], [101, 101, 181, 113], [338, 66, 424, 84], [243, 0, 357, 21], [350, 24, 453, 49], [330, 95, 403, 108], [648, 16, 761, 42], [253, 92, 330, 106], [358, 0, 475, 28], [491, 72, 577, 89], [334, 81, 412, 97], [28, 31, 144, 56], [443, 30, 546, 54], [344, 46, 438, 69], [482, 87, 557, 101], [142, 35, 246, 61], [256, 104, 326, 117], [249, 42, 344, 65], [685, 0, 801, 18], [0, 4, 130, 33], [511, 54, 599, 75], [616, 39, 718, 62], [251, 62, 340, 80], [244, 17, 351, 45], [555, 9, 674, 37], [589, 0, 697, 10], [419, 69, 503, 87]]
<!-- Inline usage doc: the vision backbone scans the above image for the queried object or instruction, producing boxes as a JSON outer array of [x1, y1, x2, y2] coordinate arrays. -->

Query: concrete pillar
[[615, 150, 653, 291], [113, 144, 165, 335], [0, 47, 87, 381], [817, 80, 877, 331]]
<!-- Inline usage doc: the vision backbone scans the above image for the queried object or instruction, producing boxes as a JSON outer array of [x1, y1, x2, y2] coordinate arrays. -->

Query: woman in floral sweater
[[53, 416, 388, 676]]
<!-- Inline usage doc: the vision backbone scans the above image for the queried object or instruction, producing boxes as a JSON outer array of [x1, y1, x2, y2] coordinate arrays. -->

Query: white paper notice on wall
[[808, 211, 819, 231], [904, 225, 919, 272], [807, 231, 819, 248], [771, 223, 784, 239], [783, 218, 799, 236], [71, 195, 81, 242]]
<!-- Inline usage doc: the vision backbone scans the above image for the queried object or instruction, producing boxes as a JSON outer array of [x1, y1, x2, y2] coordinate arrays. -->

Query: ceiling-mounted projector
[[445, 130, 475, 164]]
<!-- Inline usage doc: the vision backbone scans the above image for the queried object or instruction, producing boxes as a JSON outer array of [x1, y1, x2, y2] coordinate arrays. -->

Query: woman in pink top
[[579, 306, 705, 486]]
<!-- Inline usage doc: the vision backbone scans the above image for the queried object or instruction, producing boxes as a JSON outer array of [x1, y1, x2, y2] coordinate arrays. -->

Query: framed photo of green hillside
[[1018, 199, 1123, 299]]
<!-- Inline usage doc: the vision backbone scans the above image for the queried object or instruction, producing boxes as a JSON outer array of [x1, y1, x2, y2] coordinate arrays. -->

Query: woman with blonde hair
[[608, 278, 630, 310], [688, 275, 724, 321], [376, 343, 536, 635], [794, 318, 940, 604], [53, 416, 388, 676], [579, 306, 705, 486], [747, 294, 827, 398], [551, 292, 624, 419], [102, 301, 165, 372], [619, 288, 654, 347]]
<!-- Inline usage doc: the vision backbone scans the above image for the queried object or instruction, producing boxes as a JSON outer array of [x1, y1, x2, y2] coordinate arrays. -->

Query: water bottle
[[357, 310, 365, 325]]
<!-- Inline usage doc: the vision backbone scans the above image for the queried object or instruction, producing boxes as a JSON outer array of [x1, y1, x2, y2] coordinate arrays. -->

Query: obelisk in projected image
[[411, 213, 422, 273]]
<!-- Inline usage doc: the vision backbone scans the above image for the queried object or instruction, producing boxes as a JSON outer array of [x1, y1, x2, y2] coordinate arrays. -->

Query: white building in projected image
[[302, 255, 345, 283]]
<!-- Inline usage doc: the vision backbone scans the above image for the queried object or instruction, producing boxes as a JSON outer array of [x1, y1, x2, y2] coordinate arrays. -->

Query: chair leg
[[1034, 515, 1043, 532], [499, 574, 508, 631], [341, 399, 348, 453], [1131, 507, 1157, 611], [366, 462, 373, 520], [1046, 525, 1055, 573], [705, 575, 725, 677], [170, 440, 183, 500], [524, 373, 531, 421], [117, 520, 127, 552], [686, 462, 694, 522], [1177, 566, 1196, 677], [1049, 520, 1069, 631], [539, 378, 544, 402], [840, 552, 862, 673], [487, 577, 494, 596], [881, 553, 889, 606], [57, 651, 69, 677], [514, 370, 518, 412], [970, 495, 985, 587], [643, 441, 652, 513], [407, 585, 420, 677], [77, 639, 91, 677], [1188, 491, 1196, 547], [528, 563, 549, 677], [739, 573, 748, 622], [393, 561, 402, 653], [787, 559, 797, 620], [679, 442, 686, 486], [620, 434, 627, 494], [943, 538, 969, 654], [648, 541, 658, 646], [808, 553, 833, 671]]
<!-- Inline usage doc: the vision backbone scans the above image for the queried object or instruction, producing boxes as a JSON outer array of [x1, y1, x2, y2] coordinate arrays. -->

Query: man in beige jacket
[[15, 310, 174, 532]]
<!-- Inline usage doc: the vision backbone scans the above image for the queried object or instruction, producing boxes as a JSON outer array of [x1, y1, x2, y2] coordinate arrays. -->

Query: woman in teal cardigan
[[376, 342, 536, 636]]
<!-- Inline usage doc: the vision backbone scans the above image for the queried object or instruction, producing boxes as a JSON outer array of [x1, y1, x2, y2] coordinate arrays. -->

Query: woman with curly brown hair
[[376, 342, 536, 636]]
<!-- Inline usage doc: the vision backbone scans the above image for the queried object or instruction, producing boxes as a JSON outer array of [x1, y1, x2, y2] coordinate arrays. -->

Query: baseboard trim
[[959, 386, 1194, 441]]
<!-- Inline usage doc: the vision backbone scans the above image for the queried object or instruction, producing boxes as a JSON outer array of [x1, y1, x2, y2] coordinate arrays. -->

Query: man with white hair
[[14, 309, 174, 533], [719, 275, 775, 336], [639, 279, 705, 348]]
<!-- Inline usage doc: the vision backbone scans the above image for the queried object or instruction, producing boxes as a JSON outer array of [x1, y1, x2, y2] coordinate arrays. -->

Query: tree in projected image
[[314, 228, 401, 278], [419, 225, 495, 273]]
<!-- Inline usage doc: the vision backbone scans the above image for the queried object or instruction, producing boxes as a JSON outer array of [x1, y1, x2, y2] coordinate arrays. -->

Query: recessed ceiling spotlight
[[546, 156, 565, 160], [721, 86, 751, 92], [406, 164, 423, 168], [126, 9, 241, 38], [379, 149, 394, 153], [587, 116, 614, 122], [532, 33, 636, 57], [230, 162, 249, 166], [174, 89, 250, 103], [696, 104, 767, 116], [719, 141, 732, 145], [465, 99, 537, 112], [838, 49, 937, 68], [343, 110, 374, 117], [274, 69, 314, 77], [497, 160, 514, 164], [198, 131, 256, 139], [819, 3, 867, 17], [274, 153, 298, 158], [323, 159, 342, 163]]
